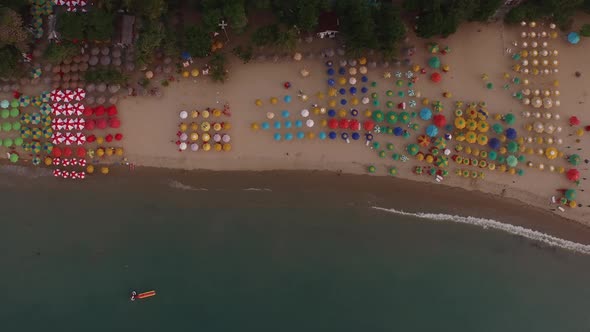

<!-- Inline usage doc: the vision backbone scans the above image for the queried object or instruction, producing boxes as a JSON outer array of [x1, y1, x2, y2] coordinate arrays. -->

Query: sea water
[[1, 174, 590, 331]]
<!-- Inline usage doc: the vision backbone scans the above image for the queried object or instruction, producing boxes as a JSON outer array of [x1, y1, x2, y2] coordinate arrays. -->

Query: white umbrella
[[349, 67, 357, 75], [213, 134, 221, 142], [306, 119, 314, 127], [222, 134, 230, 143], [180, 133, 188, 141], [179, 142, 187, 151], [543, 98, 553, 109], [300, 109, 309, 117], [533, 121, 544, 133], [300, 68, 309, 77], [349, 77, 357, 85], [266, 112, 275, 119], [191, 143, 199, 151], [293, 52, 302, 61], [361, 97, 369, 104], [359, 66, 367, 74], [180, 111, 188, 119], [531, 97, 542, 108]]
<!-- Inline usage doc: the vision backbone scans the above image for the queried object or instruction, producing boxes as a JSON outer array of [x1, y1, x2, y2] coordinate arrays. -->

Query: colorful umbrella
[[477, 134, 488, 146], [506, 155, 518, 167], [465, 131, 477, 144], [386, 111, 398, 124], [40, 91, 51, 103], [426, 125, 438, 137], [372, 110, 384, 122], [43, 142, 53, 153], [566, 169, 580, 182], [0, 100, 9, 108], [419, 108, 432, 120], [2, 122, 11, 132], [454, 117, 466, 129], [565, 189, 577, 201], [417, 135, 431, 147], [21, 113, 31, 124], [40, 104, 52, 116], [31, 142, 41, 154], [32, 128, 42, 139], [399, 111, 410, 124], [568, 154, 581, 165], [407, 143, 420, 156], [19, 95, 31, 107]]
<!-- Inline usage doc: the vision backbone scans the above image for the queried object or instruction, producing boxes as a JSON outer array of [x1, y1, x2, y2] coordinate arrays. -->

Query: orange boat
[[130, 290, 156, 301]]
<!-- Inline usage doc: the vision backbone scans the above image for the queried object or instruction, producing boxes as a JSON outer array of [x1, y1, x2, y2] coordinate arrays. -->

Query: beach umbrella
[[39, 104, 52, 116], [43, 142, 54, 154], [419, 108, 432, 120], [506, 155, 518, 167], [363, 120, 375, 131], [565, 189, 577, 201], [2, 122, 11, 132], [430, 72, 442, 83], [328, 131, 337, 140], [477, 121, 489, 133], [491, 123, 503, 135], [367, 165, 376, 174], [488, 137, 501, 150], [385, 111, 398, 125], [19, 95, 30, 107], [464, 131, 476, 144], [338, 118, 350, 130], [569, 116, 580, 126], [428, 56, 441, 69], [9, 153, 18, 163], [507, 141, 520, 153], [3, 138, 12, 147], [372, 110, 384, 122], [399, 112, 410, 124], [505, 128, 517, 140], [477, 134, 488, 146], [568, 32, 580, 44], [341, 132, 350, 143], [31, 142, 41, 154], [0, 100, 8, 108], [566, 169, 580, 181], [1, 109, 8, 119], [417, 135, 431, 147], [13, 137, 23, 147], [392, 127, 402, 136], [454, 117, 466, 129], [284, 133, 293, 141], [426, 125, 438, 137], [10, 107, 19, 118], [407, 144, 419, 156], [432, 114, 447, 128], [568, 154, 581, 165], [349, 119, 360, 131], [504, 113, 516, 125]]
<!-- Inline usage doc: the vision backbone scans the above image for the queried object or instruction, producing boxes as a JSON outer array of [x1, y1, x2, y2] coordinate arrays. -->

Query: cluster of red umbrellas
[[52, 157, 87, 167], [328, 118, 374, 131], [49, 88, 86, 102], [569, 116, 581, 126], [51, 132, 86, 145], [53, 169, 86, 179], [84, 105, 120, 131], [84, 118, 120, 130], [52, 146, 87, 158], [86, 133, 123, 142], [84, 105, 118, 117]]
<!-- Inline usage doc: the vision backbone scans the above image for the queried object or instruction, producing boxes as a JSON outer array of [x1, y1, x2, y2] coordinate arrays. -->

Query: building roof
[[316, 12, 339, 33]]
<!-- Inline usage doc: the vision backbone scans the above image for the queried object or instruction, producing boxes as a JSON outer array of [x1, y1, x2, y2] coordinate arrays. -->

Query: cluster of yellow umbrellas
[[95, 147, 124, 157]]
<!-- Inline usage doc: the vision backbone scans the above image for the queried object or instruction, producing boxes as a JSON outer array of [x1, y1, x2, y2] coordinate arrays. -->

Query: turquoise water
[[2, 177, 590, 331]]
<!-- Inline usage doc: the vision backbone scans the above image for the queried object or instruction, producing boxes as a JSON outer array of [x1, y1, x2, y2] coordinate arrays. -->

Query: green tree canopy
[[135, 22, 165, 67], [336, 0, 378, 56], [44, 41, 79, 64], [505, 0, 583, 29], [0, 7, 30, 52], [57, 12, 86, 40], [271, 0, 328, 32], [86, 10, 114, 41], [373, 3, 406, 59], [0, 46, 20, 78], [183, 25, 211, 58], [200, 0, 249, 33]]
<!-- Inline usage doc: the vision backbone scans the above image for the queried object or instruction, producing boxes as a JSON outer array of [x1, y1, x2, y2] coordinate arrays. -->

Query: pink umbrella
[[64, 132, 76, 145], [66, 118, 75, 131], [52, 157, 61, 166], [74, 118, 85, 130], [75, 132, 86, 145], [74, 88, 86, 101], [50, 90, 62, 102], [72, 103, 84, 116]]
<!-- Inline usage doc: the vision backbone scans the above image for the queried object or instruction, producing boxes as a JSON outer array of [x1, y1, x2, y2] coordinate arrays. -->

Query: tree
[[275, 27, 297, 51], [135, 22, 165, 67], [44, 42, 79, 64], [57, 12, 86, 40], [336, 0, 378, 56], [223, 0, 248, 33], [373, 3, 406, 59], [86, 10, 114, 41], [271, 0, 328, 32], [129, 0, 167, 20], [0, 46, 20, 78], [251, 24, 279, 47], [183, 25, 211, 58], [84, 68, 128, 84], [210, 53, 228, 83], [0, 7, 30, 52], [201, 8, 223, 33], [504, 0, 583, 29]]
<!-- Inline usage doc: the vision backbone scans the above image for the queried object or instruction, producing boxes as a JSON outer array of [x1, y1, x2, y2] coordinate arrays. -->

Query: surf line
[[371, 206, 590, 255]]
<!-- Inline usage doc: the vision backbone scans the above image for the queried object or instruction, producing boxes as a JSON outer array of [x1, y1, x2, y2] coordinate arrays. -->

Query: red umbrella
[[75, 132, 86, 145], [87, 135, 96, 143], [66, 118, 75, 131], [566, 168, 580, 181], [349, 119, 360, 131], [328, 118, 338, 129], [85, 119, 95, 130], [64, 132, 76, 145], [96, 118, 107, 129], [105, 134, 113, 142], [569, 116, 580, 126], [76, 147, 86, 158], [108, 117, 121, 128], [52, 103, 64, 116], [83, 106, 93, 117], [94, 105, 105, 117], [585, 125, 590, 131], [74, 118, 85, 130], [338, 118, 350, 129], [51, 132, 64, 144], [433, 114, 447, 128], [107, 105, 118, 116], [52, 146, 62, 157], [430, 72, 442, 83], [115, 133, 123, 141], [72, 103, 84, 116], [363, 120, 375, 131], [50, 90, 62, 102], [63, 147, 73, 157]]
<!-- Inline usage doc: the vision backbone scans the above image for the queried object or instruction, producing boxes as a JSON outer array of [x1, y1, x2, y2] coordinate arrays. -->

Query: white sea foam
[[371, 206, 590, 255], [242, 188, 272, 192], [167, 180, 208, 191]]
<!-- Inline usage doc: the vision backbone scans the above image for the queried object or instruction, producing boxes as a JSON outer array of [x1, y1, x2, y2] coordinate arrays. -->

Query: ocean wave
[[371, 206, 590, 255], [167, 180, 208, 191], [242, 188, 272, 192]]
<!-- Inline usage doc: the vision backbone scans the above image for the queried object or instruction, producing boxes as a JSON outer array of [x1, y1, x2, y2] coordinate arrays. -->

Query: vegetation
[[199, 0, 249, 33], [232, 45, 253, 63], [57, 12, 86, 40], [134, 22, 165, 67], [251, 24, 297, 51], [84, 68, 128, 84], [505, 0, 584, 29], [210, 53, 228, 82], [183, 25, 211, 58], [271, 0, 329, 32], [0, 6, 30, 52], [44, 42, 79, 64], [0, 45, 20, 78], [581, 24, 590, 37], [374, 3, 407, 59], [86, 10, 115, 41]]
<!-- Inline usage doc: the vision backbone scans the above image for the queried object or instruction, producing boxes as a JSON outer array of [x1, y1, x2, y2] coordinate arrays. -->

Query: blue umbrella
[[419, 108, 432, 120], [361, 87, 368, 93], [505, 128, 517, 140], [349, 87, 357, 94], [297, 132, 305, 139], [568, 32, 580, 45], [262, 122, 270, 130], [274, 133, 282, 141], [338, 67, 346, 75], [394, 127, 404, 136], [341, 132, 349, 140], [488, 137, 501, 150], [426, 124, 438, 137], [352, 132, 360, 140], [285, 133, 293, 141], [274, 121, 281, 129], [329, 131, 337, 140], [328, 79, 335, 86], [350, 109, 358, 117], [327, 68, 335, 75], [181, 51, 191, 60], [319, 132, 327, 140], [361, 76, 368, 82], [295, 120, 303, 128], [284, 95, 292, 103], [340, 99, 347, 105], [328, 109, 336, 117], [284, 121, 292, 128], [281, 110, 290, 118], [325, 60, 333, 67], [339, 88, 346, 95]]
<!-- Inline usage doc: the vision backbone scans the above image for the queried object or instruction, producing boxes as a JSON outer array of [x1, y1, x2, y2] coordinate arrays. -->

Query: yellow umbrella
[[328, 88, 337, 97], [105, 148, 114, 156], [202, 132, 211, 142], [328, 99, 337, 107], [250, 123, 259, 131], [255, 99, 262, 106], [87, 165, 94, 174], [364, 110, 372, 118], [425, 155, 434, 163], [202, 110, 210, 118], [214, 143, 222, 152], [182, 71, 189, 78], [338, 77, 346, 85], [576, 128, 584, 137], [454, 117, 466, 129], [191, 110, 199, 118], [545, 147, 558, 159], [44, 157, 52, 166], [465, 131, 477, 144], [116, 148, 124, 156], [499, 147, 507, 154], [223, 143, 232, 151], [101, 166, 109, 175], [466, 119, 478, 131], [96, 136, 104, 144], [338, 109, 347, 118], [351, 97, 359, 105], [191, 69, 199, 77], [307, 132, 315, 139], [477, 121, 489, 132], [358, 57, 367, 65], [212, 109, 222, 117], [488, 163, 496, 171], [202, 143, 211, 151], [190, 122, 199, 131], [213, 123, 222, 131], [270, 97, 278, 104], [179, 123, 188, 132], [201, 122, 211, 131], [96, 148, 105, 157], [477, 134, 488, 146], [570, 201, 577, 208], [223, 122, 231, 130]]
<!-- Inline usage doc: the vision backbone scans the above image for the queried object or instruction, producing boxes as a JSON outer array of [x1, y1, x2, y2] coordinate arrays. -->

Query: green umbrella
[[0, 100, 9, 108], [386, 101, 394, 108], [428, 42, 439, 53], [431, 148, 440, 156], [13, 137, 23, 146], [387, 143, 395, 151], [1, 109, 9, 119], [492, 123, 503, 134], [569, 154, 581, 165], [10, 108, 19, 118], [428, 56, 441, 69], [392, 153, 400, 160], [497, 155, 506, 164], [373, 100, 379, 106], [565, 189, 577, 201], [399, 111, 411, 124], [397, 91, 405, 97], [488, 150, 497, 161], [371, 81, 377, 87], [31, 142, 41, 154], [42, 115, 52, 127], [402, 131, 410, 139], [31, 67, 42, 79], [21, 113, 31, 124], [407, 143, 419, 156], [9, 153, 18, 163], [415, 166, 423, 175], [32, 128, 42, 139], [372, 142, 380, 150], [43, 142, 53, 153], [39, 104, 52, 116], [504, 113, 515, 125], [410, 123, 420, 131], [506, 155, 518, 168], [10, 99, 19, 108], [433, 137, 446, 149], [372, 110, 384, 123], [368, 165, 376, 173], [3, 138, 13, 147], [22, 142, 31, 152], [507, 141, 519, 153], [20, 127, 32, 139], [378, 150, 386, 158], [386, 111, 398, 124], [435, 156, 449, 168], [12, 122, 20, 131], [389, 167, 398, 176], [386, 90, 394, 96], [30, 113, 41, 125], [385, 127, 393, 135], [517, 155, 526, 163], [32, 156, 41, 166], [2, 122, 11, 132], [517, 169, 525, 176], [486, 82, 493, 90], [43, 127, 53, 139]]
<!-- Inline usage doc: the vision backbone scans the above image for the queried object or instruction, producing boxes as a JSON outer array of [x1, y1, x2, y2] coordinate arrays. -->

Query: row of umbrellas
[[51, 103, 86, 116], [50, 118, 86, 131], [50, 89, 86, 102], [178, 142, 232, 152], [177, 132, 231, 143], [53, 170, 86, 179], [52, 146, 88, 158], [51, 132, 87, 145], [51, 157, 87, 167]]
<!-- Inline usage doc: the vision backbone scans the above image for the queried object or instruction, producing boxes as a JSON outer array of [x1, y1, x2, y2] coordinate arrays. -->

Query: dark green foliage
[[374, 3, 407, 59], [84, 68, 128, 84], [201, 8, 223, 33], [57, 12, 85, 40], [0, 46, 20, 78], [44, 42, 79, 64], [162, 24, 180, 57], [581, 24, 590, 37], [232, 45, 253, 63], [251, 24, 279, 47], [210, 53, 228, 83], [200, 0, 248, 33], [86, 10, 114, 41], [504, 0, 584, 30], [271, 0, 328, 32], [183, 25, 211, 58], [161, 79, 169, 87], [135, 22, 165, 67]]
